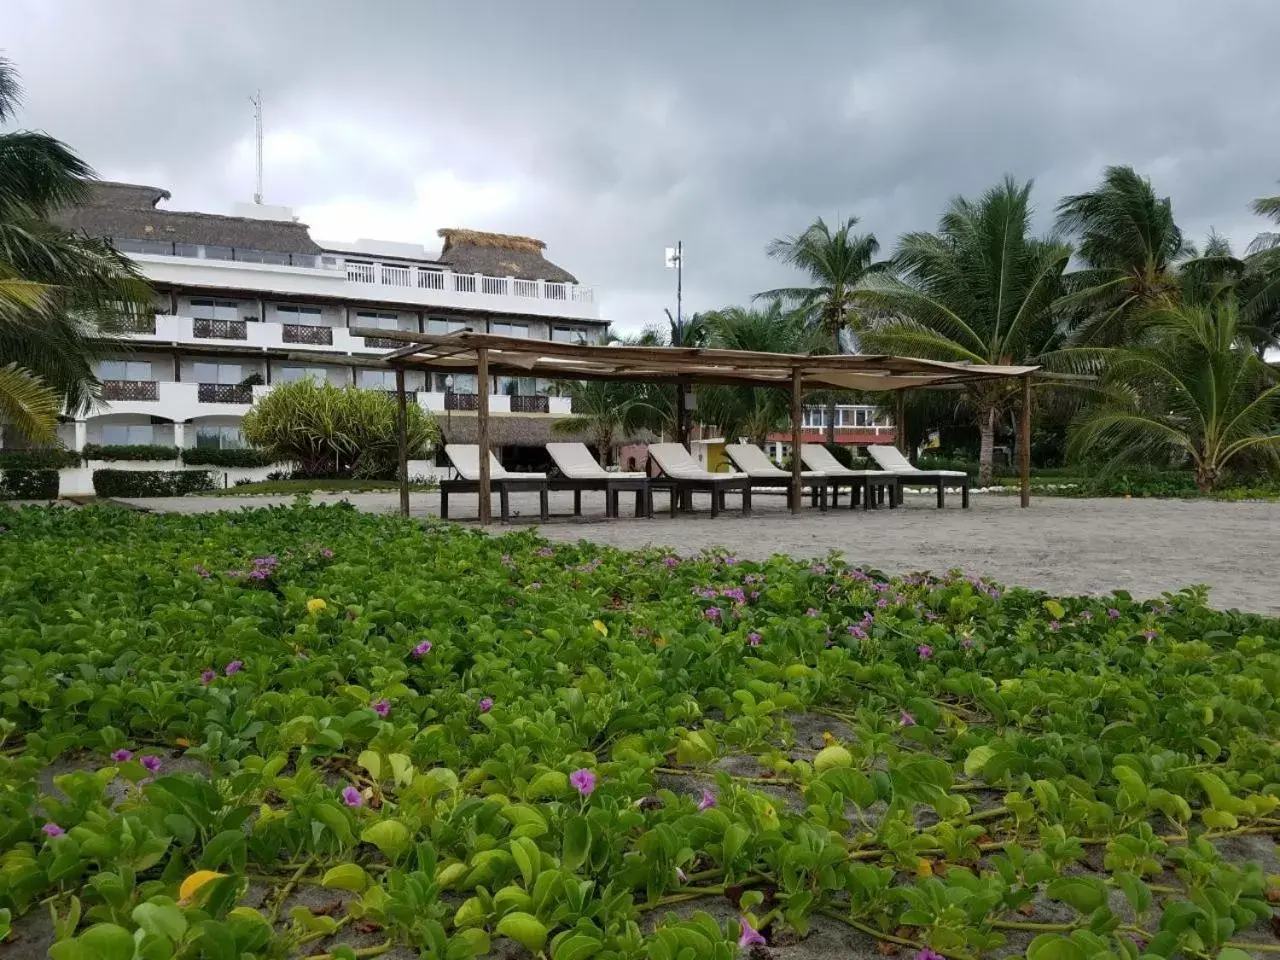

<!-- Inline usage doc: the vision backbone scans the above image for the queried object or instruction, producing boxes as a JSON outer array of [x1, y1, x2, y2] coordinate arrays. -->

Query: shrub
[[82, 443, 180, 462], [242, 379, 439, 478], [92, 469, 216, 498], [0, 449, 80, 469], [181, 447, 276, 468], [0, 468, 58, 499]]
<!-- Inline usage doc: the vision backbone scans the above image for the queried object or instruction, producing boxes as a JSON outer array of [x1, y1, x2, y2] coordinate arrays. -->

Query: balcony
[[198, 383, 254, 404], [102, 379, 158, 401], [509, 394, 550, 414], [193, 318, 248, 340], [445, 392, 479, 412], [283, 323, 333, 346], [363, 335, 403, 349]]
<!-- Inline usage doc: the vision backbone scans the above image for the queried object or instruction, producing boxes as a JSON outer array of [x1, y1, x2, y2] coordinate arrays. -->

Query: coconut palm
[[0, 57, 152, 443], [1054, 165, 1192, 345], [856, 177, 1071, 485], [758, 216, 886, 441], [551, 380, 657, 466], [1069, 297, 1280, 491]]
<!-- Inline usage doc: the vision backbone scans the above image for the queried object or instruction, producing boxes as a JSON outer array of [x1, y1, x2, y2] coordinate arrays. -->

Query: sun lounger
[[723, 443, 827, 510], [646, 443, 752, 517], [866, 444, 970, 508], [798, 444, 899, 510], [442, 444, 549, 522], [545, 443, 651, 518]]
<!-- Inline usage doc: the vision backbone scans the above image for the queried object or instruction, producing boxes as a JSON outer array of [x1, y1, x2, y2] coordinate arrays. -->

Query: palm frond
[[0, 361, 60, 443]]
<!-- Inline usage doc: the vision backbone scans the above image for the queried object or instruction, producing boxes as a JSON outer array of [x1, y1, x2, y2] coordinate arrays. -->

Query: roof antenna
[[250, 90, 264, 205]]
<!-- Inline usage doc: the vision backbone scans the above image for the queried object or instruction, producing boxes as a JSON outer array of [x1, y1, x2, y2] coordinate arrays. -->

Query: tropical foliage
[[241, 378, 438, 478], [550, 380, 658, 466]]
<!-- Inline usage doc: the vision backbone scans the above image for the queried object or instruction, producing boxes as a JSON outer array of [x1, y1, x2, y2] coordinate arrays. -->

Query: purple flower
[[738, 916, 766, 948], [341, 785, 363, 807], [876, 598, 889, 608], [1107, 608, 1120, 620], [224, 660, 243, 675], [748, 632, 762, 647], [810, 564, 827, 575], [917, 644, 933, 659], [537, 547, 555, 558], [915, 950, 946, 960], [42, 823, 64, 837], [140, 755, 161, 773], [697, 790, 717, 811], [373, 699, 391, 717], [193, 564, 210, 578], [478, 697, 494, 713], [861, 611, 874, 625], [900, 710, 916, 727], [413, 640, 432, 657], [111, 749, 133, 762], [1048, 620, 1061, 632], [320, 548, 334, 559], [1142, 629, 1157, 641], [1079, 610, 1094, 622], [924, 611, 940, 622], [873, 582, 890, 592], [200, 669, 216, 685], [569, 768, 597, 797], [501, 554, 513, 566], [806, 608, 820, 618], [704, 607, 721, 619], [529, 581, 541, 590], [662, 556, 679, 568], [848, 625, 867, 640]]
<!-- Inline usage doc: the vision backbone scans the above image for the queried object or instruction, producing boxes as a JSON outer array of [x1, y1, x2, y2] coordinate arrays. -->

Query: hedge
[[92, 469, 216, 498], [0, 469, 59, 500], [181, 448, 275, 468], [82, 444, 181, 462], [0, 449, 80, 469]]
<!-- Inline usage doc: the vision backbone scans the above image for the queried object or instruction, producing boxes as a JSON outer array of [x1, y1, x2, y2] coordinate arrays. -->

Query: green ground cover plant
[[1, 504, 1278, 960]]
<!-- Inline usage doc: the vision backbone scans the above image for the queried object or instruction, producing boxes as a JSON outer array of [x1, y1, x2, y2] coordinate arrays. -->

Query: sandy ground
[[114, 489, 1280, 613]]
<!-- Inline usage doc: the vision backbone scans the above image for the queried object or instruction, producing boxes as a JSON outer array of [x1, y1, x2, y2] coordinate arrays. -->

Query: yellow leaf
[[175, 737, 191, 747], [179, 870, 225, 904], [916, 858, 933, 877], [306, 598, 327, 614], [592, 619, 608, 636], [653, 637, 668, 649], [821, 731, 836, 746]]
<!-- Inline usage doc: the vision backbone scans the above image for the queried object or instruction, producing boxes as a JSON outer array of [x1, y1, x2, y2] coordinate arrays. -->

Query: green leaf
[[358, 749, 381, 782], [525, 770, 569, 799], [199, 829, 247, 873], [562, 816, 591, 873], [495, 912, 549, 952], [510, 836, 540, 889], [419, 767, 459, 797], [1216, 950, 1253, 960], [813, 744, 853, 772], [554, 932, 604, 960], [1043, 600, 1065, 620], [313, 803, 355, 847], [132, 900, 188, 941], [1046, 876, 1108, 914], [360, 819, 412, 861], [321, 863, 370, 892], [964, 745, 996, 778], [49, 924, 136, 960], [722, 823, 750, 867], [1026, 933, 1087, 960], [388, 753, 414, 787]]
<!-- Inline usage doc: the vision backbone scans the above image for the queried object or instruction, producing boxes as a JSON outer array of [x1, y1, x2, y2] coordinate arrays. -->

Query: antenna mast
[[250, 90, 264, 204]]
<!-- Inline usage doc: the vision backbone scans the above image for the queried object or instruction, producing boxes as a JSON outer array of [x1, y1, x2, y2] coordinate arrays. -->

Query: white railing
[[481, 276, 508, 296], [340, 259, 594, 306], [346, 262, 376, 283], [418, 270, 445, 291], [545, 282, 567, 301], [513, 279, 538, 298], [454, 273, 477, 293], [380, 264, 411, 287]]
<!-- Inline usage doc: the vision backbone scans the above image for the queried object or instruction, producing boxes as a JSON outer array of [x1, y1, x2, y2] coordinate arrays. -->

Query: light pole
[[665, 243, 690, 445]]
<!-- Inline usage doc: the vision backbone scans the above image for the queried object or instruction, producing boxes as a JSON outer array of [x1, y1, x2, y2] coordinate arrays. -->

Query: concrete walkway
[[114, 489, 1280, 613]]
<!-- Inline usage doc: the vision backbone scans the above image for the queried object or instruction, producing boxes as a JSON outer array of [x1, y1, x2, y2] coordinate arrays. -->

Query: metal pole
[[896, 391, 907, 457], [477, 347, 492, 524], [790, 367, 803, 514], [395, 366, 409, 518], [1020, 374, 1032, 508], [675, 240, 683, 343]]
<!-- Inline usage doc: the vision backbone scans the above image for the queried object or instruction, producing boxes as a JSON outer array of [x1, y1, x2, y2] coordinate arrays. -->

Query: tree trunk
[[825, 396, 836, 444], [977, 405, 996, 487], [1194, 460, 1219, 492]]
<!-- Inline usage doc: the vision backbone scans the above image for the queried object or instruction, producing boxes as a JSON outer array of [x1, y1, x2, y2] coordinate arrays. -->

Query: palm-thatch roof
[[435, 228, 578, 283]]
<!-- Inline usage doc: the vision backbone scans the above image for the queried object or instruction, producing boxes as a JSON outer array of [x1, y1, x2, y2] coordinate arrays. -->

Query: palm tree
[[0, 57, 152, 444], [1054, 165, 1192, 345], [1069, 297, 1280, 491], [856, 177, 1071, 485], [550, 380, 657, 466], [758, 216, 885, 441]]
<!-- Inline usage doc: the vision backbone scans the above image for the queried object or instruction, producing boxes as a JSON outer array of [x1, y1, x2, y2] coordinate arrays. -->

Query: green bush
[[91, 469, 215, 498], [0, 468, 58, 499], [82, 444, 180, 462], [181, 447, 276, 468], [0, 449, 80, 469]]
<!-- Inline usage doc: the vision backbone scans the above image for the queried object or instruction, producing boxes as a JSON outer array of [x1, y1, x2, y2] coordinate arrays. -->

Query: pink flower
[[341, 785, 363, 807], [42, 823, 64, 837], [900, 710, 916, 727], [697, 790, 717, 811], [140, 755, 161, 773], [1079, 610, 1094, 621], [569, 768, 597, 797], [478, 697, 494, 713], [806, 608, 820, 617], [915, 950, 945, 960], [1048, 620, 1061, 632], [738, 916, 766, 947], [1142, 629, 1157, 641], [529, 582, 541, 590], [876, 598, 889, 608], [193, 563, 210, 578], [111, 749, 133, 762], [704, 607, 721, 619], [224, 660, 243, 675], [848, 625, 867, 639], [412, 640, 432, 657], [537, 547, 555, 558], [917, 644, 933, 659], [747, 632, 762, 647], [200, 670, 216, 685], [961, 637, 974, 649], [373, 699, 391, 717], [662, 556, 678, 568], [1107, 608, 1120, 620]]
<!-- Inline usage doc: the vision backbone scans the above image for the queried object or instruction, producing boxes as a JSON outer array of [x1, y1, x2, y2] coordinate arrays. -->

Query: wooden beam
[[896, 391, 907, 456], [790, 368, 803, 514], [1020, 373, 1032, 508], [395, 366, 409, 518], [477, 346, 492, 524]]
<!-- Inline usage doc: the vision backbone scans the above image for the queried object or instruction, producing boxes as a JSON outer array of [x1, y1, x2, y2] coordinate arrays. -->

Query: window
[[276, 305, 324, 325], [194, 426, 244, 450], [490, 321, 529, 338], [190, 299, 239, 321], [355, 310, 400, 331], [277, 366, 330, 384], [434, 372, 476, 393], [426, 318, 467, 336], [552, 326, 586, 344], [802, 408, 827, 429], [101, 424, 155, 445], [359, 369, 397, 389], [100, 360, 152, 381], [497, 376, 537, 395], [192, 362, 242, 385]]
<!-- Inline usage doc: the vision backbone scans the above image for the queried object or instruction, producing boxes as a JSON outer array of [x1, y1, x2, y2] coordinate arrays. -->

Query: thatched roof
[[435, 228, 578, 283], [55, 181, 322, 255], [439, 414, 651, 447]]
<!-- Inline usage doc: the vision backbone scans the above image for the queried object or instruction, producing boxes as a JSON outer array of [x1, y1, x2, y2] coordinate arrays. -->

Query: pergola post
[[896, 391, 907, 457], [1019, 373, 1031, 508], [395, 365, 409, 518], [790, 367, 803, 514], [477, 346, 492, 524]]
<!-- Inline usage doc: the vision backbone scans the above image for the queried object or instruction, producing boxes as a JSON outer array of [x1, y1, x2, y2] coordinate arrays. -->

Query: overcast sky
[[6, 0, 1279, 332]]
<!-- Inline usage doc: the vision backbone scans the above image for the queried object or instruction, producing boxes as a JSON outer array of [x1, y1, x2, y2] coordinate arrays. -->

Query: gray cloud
[[6, 0, 1279, 330]]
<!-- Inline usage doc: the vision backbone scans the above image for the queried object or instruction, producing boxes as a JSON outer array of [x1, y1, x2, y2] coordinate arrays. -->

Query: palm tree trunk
[[825, 396, 836, 444], [977, 405, 997, 487]]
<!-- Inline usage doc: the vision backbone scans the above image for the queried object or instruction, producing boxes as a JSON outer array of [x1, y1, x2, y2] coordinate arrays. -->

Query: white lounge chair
[[799, 444, 899, 510], [866, 445, 970, 508], [723, 443, 827, 510], [646, 443, 752, 517], [545, 443, 651, 518], [442, 444, 549, 522]]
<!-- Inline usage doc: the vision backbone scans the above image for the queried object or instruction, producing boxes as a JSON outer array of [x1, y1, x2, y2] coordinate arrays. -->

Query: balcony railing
[[445, 393, 479, 411], [363, 335, 402, 349], [197, 383, 253, 404], [193, 318, 248, 340], [283, 324, 333, 346], [114, 237, 335, 269], [342, 259, 594, 305], [118, 314, 157, 334], [509, 394, 550, 414], [101, 380, 158, 401]]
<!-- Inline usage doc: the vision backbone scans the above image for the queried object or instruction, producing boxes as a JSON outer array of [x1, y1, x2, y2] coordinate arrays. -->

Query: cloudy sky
[[6, 0, 1279, 332]]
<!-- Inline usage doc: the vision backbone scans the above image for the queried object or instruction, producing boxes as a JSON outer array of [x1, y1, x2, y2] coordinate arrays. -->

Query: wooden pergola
[[351, 328, 1040, 523]]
